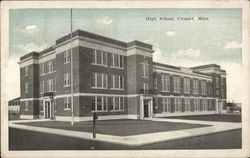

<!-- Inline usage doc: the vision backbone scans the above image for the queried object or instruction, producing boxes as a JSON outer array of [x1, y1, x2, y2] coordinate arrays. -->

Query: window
[[201, 81, 207, 95], [173, 76, 181, 92], [64, 97, 71, 110], [40, 81, 45, 93], [47, 60, 54, 73], [142, 60, 149, 78], [162, 98, 171, 112], [110, 97, 124, 111], [25, 83, 28, 93], [184, 98, 190, 111], [216, 77, 219, 88], [64, 50, 70, 64], [202, 99, 208, 111], [92, 96, 108, 112], [111, 75, 124, 89], [183, 78, 190, 93], [162, 74, 170, 91], [92, 50, 108, 66], [221, 77, 224, 85], [64, 73, 70, 87], [24, 101, 28, 111], [92, 73, 108, 89], [43, 62, 47, 74], [48, 79, 53, 92], [194, 99, 200, 111], [154, 77, 158, 89], [39, 63, 43, 75], [141, 82, 149, 92], [193, 79, 199, 94], [24, 66, 28, 76], [111, 53, 124, 68], [53, 78, 56, 92], [174, 98, 182, 112]]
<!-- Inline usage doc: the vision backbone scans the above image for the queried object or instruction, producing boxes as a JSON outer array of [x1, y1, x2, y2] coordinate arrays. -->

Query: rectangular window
[[184, 98, 190, 111], [162, 74, 170, 92], [193, 79, 199, 94], [92, 50, 108, 66], [24, 66, 28, 76], [201, 81, 207, 95], [174, 98, 182, 112], [24, 101, 28, 111], [173, 76, 181, 92], [162, 98, 171, 112], [111, 53, 124, 68], [48, 79, 53, 92], [194, 99, 200, 111], [64, 73, 70, 87], [142, 62, 149, 78], [53, 78, 56, 92], [184, 78, 190, 93], [43, 62, 47, 74], [64, 97, 71, 110], [92, 96, 108, 112], [92, 73, 108, 89], [39, 63, 43, 75], [110, 97, 124, 111], [216, 77, 219, 88], [142, 82, 149, 91], [202, 99, 208, 111], [111, 75, 124, 89], [64, 50, 70, 64], [25, 83, 28, 93]]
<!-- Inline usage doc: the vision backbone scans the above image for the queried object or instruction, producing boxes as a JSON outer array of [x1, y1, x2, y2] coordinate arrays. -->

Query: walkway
[[9, 118, 241, 146]]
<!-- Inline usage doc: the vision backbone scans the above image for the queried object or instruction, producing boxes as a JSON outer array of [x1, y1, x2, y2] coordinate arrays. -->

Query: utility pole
[[70, 8, 74, 126]]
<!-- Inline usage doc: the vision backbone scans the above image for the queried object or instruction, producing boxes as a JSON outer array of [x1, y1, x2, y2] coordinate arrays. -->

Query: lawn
[[162, 114, 241, 122], [16, 119, 210, 136]]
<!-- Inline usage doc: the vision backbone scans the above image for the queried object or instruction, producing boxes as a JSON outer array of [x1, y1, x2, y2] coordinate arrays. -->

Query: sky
[[7, 8, 242, 102]]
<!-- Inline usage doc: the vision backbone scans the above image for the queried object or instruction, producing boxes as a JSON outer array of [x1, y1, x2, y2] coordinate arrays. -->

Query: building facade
[[19, 30, 227, 121]]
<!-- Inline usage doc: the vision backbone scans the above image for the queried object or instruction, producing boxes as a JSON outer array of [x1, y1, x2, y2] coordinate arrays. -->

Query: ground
[[16, 119, 210, 136], [9, 128, 241, 150], [9, 114, 242, 150]]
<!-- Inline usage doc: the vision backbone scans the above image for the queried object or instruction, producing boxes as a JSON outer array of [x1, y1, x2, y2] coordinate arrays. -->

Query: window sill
[[64, 61, 70, 64], [24, 109, 28, 111], [91, 87, 108, 89], [173, 91, 181, 93], [64, 108, 71, 110], [109, 66, 124, 70], [92, 110, 108, 112], [141, 76, 149, 79], [161, 90, 170, 93], [110, 88, 124, 90], [110, 110, 124, 112], [64, 85, 70, 88], [91, 63, 108, 67]]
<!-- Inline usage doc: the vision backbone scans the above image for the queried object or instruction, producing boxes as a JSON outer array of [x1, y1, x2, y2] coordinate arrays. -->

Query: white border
[[1, 1, 250, 158]]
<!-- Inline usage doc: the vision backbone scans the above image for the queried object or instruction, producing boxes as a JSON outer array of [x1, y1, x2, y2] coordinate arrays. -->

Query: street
[[9, 128, 241, 150]]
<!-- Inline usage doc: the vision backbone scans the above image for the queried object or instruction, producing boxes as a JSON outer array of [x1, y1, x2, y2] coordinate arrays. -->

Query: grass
[[16, 119, 210, 136], [162, 114, 241, 122]]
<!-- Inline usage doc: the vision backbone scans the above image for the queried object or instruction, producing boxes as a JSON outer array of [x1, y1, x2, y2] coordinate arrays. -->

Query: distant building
[[8, 97, 20, 113], [18, 29, 227, 121]]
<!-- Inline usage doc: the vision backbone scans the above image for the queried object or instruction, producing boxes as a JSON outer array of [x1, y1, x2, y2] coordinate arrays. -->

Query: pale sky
[[7, 8, 242, 102]]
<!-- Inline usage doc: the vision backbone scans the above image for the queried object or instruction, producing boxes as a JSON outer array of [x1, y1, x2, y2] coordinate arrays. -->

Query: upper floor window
[[64, 50, 70, 64], [216, 77, 219, 88], [64, 73, 70, 87], [111, 53, 124, 68], [193, 79, 199, 94], [92, 96, 107, 112], [47, 60, 55, 73], [110, 97, 124, 111], [162, 74, 170, 92], [47, 79, 54, 92], [92, 50, 108, 66], [64, 97, 71, 110], [24, 66, 28, 76], [91, 72, 108, 89], [221, 77, 224, 85], [173, 76, 181, 93], [25, 83, 29, 93], [40, 81, 45, 93], [142, 60, 149, 78], [162, 98, 171, 112], [111, 75, 124, 89], [201, 81, 207, 95], [183, 78, 190, 93], [142, 82, 149, 91]]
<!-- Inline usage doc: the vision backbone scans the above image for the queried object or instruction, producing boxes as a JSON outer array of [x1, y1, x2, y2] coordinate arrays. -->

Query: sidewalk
[[9, 118, 241, 146]]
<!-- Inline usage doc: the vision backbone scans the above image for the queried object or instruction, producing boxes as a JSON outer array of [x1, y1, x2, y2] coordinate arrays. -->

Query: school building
[[18, 29, 227, 121]]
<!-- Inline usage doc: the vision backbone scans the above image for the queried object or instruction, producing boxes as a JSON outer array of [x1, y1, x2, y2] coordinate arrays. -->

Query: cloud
[[165, 31, 176, 37], [223, 41, 242, 49], [172, 48, 201, 59], [97, 16, 113, 25], [18, 25, 39, 34], [14, 43, 48, 53]]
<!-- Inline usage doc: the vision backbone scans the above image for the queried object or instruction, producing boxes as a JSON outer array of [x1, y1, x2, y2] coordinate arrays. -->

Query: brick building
[[18, 29, 227, 121]]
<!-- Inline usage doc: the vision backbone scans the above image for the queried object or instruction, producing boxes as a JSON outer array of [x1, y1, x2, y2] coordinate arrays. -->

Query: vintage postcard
[[1, 1, 250, 158]]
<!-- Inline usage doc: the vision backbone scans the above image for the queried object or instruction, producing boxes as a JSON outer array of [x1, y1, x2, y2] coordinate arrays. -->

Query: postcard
[[1, 1, 250, 158]]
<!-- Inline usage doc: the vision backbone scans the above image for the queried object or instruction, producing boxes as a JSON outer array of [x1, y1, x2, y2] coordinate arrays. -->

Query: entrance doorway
[[144, 100, 149, 117], [44, 101, 54, 119]]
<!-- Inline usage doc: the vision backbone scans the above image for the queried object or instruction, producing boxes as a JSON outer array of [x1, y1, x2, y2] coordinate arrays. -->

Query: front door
[[44, 101, 54, 119], [144, 100, 149, 117]]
